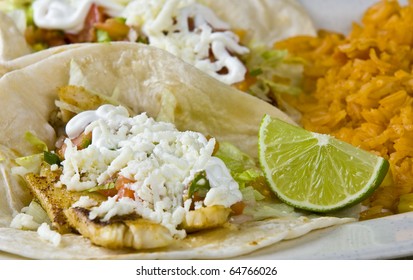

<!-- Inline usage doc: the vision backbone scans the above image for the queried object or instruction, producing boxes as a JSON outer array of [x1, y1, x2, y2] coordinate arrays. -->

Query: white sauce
[[123, 0, 249, 84], [62, 104, 242, 238], [32, 0, 124, 33], [31, 0, 249, 85]]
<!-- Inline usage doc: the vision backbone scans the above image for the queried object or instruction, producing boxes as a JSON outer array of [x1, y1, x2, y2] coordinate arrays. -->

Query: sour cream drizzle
[[63, 105, 242, 237], [123, 0, 249, 84], [32, 0, 123, 33]]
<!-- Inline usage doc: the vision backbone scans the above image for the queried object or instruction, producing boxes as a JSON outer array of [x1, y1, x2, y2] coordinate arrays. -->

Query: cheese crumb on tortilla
[[10, 213, 40, 231], [37, 223, 61, 247]]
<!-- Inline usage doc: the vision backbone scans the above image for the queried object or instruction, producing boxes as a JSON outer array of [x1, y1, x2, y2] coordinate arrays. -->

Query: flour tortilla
[[0, 42, 352, 259], [0, 12, 31, 62], [201, 0, 316, 46]]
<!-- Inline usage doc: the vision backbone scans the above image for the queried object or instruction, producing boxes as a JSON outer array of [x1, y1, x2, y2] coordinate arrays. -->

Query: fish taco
[[0, 42, 352, 259], [0, 0, 315, 96]]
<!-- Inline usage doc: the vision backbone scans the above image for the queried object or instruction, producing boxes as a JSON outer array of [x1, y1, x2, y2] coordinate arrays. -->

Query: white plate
[[1, 0, 412, 261], [297, 0, 382, 34], [238, 212, 413, 259]]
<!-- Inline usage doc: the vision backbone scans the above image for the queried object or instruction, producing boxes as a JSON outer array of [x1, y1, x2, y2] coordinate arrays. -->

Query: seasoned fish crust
[[24, 163, 232, 250], [24, 166, 81, 233], [65, 207, 173, 249], [24, 163, 173, 249]]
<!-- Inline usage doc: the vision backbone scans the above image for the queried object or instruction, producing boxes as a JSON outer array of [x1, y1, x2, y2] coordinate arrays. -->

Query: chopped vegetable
[[188, 171, 210, 198], [22, 200, 51, 225], [95, 18, 129, 41], [96, 29, 111, 42], [244, 46, 305, 106], [24, 131, 48, 152], [43, 151, 61, 165], [114, 175, 135, 199]]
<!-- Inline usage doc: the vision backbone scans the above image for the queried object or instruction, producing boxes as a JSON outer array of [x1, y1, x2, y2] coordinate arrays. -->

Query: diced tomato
[[230, 201, 245, 215], [66, 4, 106, 43], [97, 188, 118, 197], [115, 175, 136, 199], [117, 187, 135, 199], [56, 132, 91, 160], [115, 175, 135, 190]]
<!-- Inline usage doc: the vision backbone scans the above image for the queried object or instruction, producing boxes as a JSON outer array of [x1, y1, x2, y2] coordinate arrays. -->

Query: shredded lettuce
[[97, 29, 112, 43], [240, 186, 265, 205], [215, 142, 258, 177], [13, 153, 43, 175], [87, 182, 116, 193], [12, 131, 48, 176], [215, 142, 267, 203], [216, 142, 301, 219], [244, 46, 305, 102], [24, 131, 48, 152]]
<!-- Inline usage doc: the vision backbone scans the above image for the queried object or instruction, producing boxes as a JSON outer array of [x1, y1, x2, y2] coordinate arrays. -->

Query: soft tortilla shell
[[0, 42, 352, 259], [0, 12, 31, 62], [0, 42, 295, 158], [201, 0, 316, 46], [0, 44, 87, 77]]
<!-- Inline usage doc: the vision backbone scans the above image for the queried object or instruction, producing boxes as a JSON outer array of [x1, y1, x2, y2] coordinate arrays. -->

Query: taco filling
[[15, 102, 251, 249], [1, 0, 315, 96], [6, 0, 247, 85]]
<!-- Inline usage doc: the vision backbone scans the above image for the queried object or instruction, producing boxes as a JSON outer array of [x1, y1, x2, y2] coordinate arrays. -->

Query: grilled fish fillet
[[25, 164, 84, 233], [24, 163, 173, 249], [181, 205, 231, 233], [65, 208, 173, 249], [24, 163, 232, 249]]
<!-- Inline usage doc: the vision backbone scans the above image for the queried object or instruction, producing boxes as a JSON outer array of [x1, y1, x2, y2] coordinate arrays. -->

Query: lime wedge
[[258, 115, 389, 213]]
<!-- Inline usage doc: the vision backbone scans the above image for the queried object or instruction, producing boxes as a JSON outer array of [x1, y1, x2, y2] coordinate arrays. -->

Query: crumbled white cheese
[[32, 0, 249, 84], [10, 213, 40, 231], [71, 196, 98, 208], [194, 201, 203, 210], [37, 223, 61, 247], [63, 104, 242, 238], [123, 0, 249, 84], [89, 196, 137, 222], [203, 157, 243, 207], [50, 164, 59, 171]]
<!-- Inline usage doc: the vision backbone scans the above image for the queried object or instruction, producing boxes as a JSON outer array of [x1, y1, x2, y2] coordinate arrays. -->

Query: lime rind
[[258, 114, 390, 213]]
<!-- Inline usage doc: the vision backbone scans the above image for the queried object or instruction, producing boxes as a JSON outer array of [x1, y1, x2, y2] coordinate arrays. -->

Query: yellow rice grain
[[275, 0, 413, 219]]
